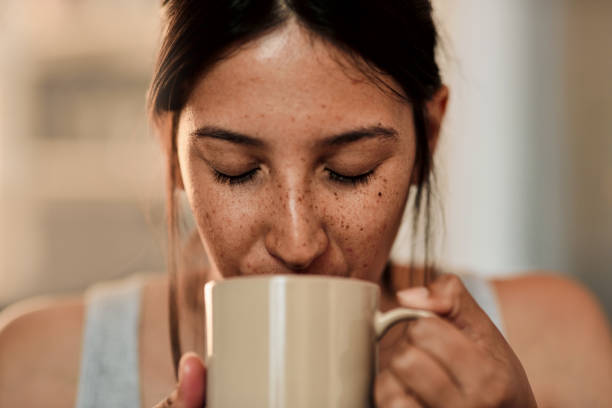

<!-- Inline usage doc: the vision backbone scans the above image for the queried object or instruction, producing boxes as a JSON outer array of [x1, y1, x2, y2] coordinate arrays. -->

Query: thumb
[[177, 352, 207, 407]]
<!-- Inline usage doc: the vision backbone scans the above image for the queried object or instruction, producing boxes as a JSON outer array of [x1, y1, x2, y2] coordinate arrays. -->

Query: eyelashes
[[212, 168, 376, 187], [325, 168, 375, 186], [213, 168, 259, 185]]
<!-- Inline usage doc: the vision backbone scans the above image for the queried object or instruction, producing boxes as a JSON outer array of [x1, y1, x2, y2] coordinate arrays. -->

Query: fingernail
[[397, 286, 430, 302]]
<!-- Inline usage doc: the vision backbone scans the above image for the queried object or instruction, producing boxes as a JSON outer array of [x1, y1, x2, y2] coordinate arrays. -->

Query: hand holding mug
[[374, 274, 538, 408]]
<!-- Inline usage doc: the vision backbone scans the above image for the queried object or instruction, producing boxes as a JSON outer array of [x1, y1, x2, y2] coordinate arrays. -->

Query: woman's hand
[[154, 352, 207, 408], [374, 274, 538, 408]]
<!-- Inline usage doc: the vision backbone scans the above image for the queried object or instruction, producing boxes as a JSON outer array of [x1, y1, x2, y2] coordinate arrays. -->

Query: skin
[[1, 19, 612, 408]]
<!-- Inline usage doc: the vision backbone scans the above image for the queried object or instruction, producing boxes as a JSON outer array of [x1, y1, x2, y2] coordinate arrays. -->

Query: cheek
[[184, 171, 265, 270], [195, 193, 260, 253], [328, 172, 410, 274]]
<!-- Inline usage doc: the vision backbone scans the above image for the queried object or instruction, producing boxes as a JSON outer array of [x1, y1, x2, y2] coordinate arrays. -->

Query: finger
[[375, 370, 423, 408], [382, 395, 423, 408], [397, 274, 495, 336], [406, 316, 483, 386], [388, 343, 464, 408], [153, 352, 206, 408], [178, 352, 206, 407]]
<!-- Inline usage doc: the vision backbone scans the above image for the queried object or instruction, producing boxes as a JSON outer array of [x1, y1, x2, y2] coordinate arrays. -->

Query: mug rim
[[205, 274, 380, 291]]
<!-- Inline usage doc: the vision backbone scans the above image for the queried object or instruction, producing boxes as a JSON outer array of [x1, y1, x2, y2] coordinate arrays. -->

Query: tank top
[[74, 273, 505, 408]]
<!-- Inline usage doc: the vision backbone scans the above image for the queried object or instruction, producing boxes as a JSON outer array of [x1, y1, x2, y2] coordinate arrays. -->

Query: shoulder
[[492, 273, 611, 342], [0, 294, 85, 407], [492, 273, 612, 407]]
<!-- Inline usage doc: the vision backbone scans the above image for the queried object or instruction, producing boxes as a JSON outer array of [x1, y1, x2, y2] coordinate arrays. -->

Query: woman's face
[[176, 23, 418, 284]]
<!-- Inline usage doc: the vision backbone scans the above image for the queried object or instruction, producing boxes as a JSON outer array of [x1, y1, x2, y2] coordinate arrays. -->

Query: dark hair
[[148, 0, 442, 378]]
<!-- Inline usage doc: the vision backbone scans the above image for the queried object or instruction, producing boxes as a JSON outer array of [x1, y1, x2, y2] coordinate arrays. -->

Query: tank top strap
[[459, 273, 506, 337], [75, 274, 145, 408]]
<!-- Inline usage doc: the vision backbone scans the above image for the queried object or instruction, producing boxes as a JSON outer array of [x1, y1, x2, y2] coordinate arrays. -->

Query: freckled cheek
[[330, 192, 402, 266], [347, 209, 394, 251], [189, 187, 265, 266]]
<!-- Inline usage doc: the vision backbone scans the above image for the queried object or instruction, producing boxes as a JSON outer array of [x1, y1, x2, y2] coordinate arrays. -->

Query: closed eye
[[325, 168, 375, 186], [213, 167, 376, 186], [213, 168, 260, 185]]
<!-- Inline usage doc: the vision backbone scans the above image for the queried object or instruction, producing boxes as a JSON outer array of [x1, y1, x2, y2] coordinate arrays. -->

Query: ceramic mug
[[204, 274, 433, 408]]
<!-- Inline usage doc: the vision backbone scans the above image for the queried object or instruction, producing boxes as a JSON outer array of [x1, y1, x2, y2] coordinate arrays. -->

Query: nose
[[264, 186, 328, 271]]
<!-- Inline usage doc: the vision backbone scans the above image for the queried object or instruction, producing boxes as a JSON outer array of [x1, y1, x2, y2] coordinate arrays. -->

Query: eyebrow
[[191, 124, 398, 147], [192, 126, 265, 147], [318, 125, 398, 147]]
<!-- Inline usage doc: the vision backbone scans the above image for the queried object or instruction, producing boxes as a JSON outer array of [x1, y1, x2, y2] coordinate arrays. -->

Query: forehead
[[182, 22, 411, 139]]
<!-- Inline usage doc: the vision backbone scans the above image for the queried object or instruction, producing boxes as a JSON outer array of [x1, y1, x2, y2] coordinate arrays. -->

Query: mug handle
[[374, 308, 435, 340]]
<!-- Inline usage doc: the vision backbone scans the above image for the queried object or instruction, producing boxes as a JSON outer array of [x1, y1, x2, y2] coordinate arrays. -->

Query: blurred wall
[[418, 0, 612, 318], [563, 0, 612, 318], [0, 1, 166, 305], [1, 1, 611, 320]]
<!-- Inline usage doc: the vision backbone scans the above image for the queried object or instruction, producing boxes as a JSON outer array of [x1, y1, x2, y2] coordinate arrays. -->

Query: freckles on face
[[179, 144, 270, 277], [176, 22, 416, 282], [323, 171, 409, 279]]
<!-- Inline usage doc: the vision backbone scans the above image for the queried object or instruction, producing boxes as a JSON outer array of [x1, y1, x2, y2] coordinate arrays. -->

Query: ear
[[155, 111, 185, 191], [425, 85, 449, 156]]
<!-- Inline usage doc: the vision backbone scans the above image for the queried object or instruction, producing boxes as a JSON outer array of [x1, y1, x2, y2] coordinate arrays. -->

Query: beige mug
[[203, 274, 433, 408]]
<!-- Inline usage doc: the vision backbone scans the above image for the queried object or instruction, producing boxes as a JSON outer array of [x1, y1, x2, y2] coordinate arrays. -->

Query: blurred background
[[0, 1, 611, 321]]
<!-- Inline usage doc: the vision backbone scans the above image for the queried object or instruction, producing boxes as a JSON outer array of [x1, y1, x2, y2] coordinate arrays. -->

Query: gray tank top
[[74, 273, 505, 408], [75, 274, 144, 408]]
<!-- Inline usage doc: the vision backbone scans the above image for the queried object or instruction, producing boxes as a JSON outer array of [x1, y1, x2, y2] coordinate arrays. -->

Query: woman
[[1, 1, 611, 407]]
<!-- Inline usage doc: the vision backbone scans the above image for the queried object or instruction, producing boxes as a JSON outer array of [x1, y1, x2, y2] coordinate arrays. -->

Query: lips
[[238, 264, 350, 277]]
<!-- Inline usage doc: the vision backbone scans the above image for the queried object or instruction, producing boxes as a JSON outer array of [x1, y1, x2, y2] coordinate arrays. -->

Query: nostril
[[284, 260, 312, 272], [265, 238, 325, 272]]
